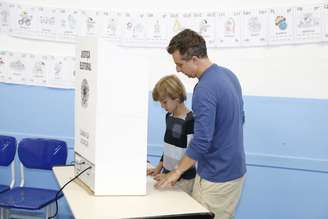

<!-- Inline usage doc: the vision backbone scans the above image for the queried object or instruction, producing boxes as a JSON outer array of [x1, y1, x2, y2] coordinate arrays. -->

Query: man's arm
[[154, 155, 196, 189]]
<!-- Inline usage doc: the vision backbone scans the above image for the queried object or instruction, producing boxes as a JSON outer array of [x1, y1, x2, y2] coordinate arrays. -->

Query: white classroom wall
[[2, 0, 327, 99]]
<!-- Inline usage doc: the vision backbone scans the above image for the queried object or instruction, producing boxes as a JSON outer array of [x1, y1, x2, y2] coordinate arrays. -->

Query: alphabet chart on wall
[[294, 4, 322, 43], [216, 10, 242, 47], [241, 8, 269, 46], [268, 7, 294, 45], [1, 0, 328, 89]]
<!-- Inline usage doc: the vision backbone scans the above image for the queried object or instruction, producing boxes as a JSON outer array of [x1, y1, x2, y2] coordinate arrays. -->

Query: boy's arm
[[155, 161, 163, 171], [147, 156, 164, 176]]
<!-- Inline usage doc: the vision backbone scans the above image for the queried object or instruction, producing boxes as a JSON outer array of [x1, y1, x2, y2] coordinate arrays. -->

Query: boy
[[148, 74, 196, 195]]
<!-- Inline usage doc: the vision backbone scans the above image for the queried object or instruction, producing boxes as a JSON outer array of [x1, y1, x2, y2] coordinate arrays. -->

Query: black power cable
[[48, 166, 92, 219]]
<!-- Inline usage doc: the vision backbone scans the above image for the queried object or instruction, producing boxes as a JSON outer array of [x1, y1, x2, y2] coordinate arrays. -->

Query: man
[[154, 29, 246, 219]]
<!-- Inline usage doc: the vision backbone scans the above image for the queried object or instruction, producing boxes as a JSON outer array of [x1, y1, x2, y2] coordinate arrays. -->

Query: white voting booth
[[74, 37, 148, 196]]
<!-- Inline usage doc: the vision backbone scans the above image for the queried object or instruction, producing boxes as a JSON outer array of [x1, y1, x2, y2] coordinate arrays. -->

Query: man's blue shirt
[[186, 64, 246, 182]]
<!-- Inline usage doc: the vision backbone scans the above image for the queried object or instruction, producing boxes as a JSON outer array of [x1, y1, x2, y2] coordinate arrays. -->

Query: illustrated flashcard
[[0, 51, 8, 82], [294, 5, 322, 43], [47, 56, 75, 89], [79, 10, 100, 37], [9, 4, 39, 38], [268, 7, 294, 45], [61, 56, 75, 89], [56, 9, 80, 42], [7, 52, 32, 84], [322, 3, 328, 41], [0, 2, 10, 33], [36, 7, 57, 40], [29, 55, 48, 86], [120, 12, 147, 46], [144, 12, 168, 47], [100, 11, 122, 42], [47, 56, 62, 87], [241, 9, 269, 46], [119, 12, 135, 44], [190, 12, 217, 47], [216, 10, 242, 47], [166, 12, 185, 40], [180, 12, 195, 30]]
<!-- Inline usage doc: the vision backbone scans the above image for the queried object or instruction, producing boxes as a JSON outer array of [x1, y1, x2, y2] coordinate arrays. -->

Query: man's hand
[[154, 169, 182, 189], [153, 173, 166, 181]]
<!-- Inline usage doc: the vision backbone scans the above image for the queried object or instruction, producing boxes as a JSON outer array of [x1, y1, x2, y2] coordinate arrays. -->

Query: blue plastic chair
[[0, 138, 67, 219], [0, 135, 17, 219], [0, 135, 17, 193]]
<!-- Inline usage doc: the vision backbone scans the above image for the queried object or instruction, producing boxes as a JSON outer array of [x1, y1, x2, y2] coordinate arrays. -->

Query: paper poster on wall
[[0, 50, 75, 88], [29, 55, 48, 86], [180, 12, 195, 30], [63, 56, 75, 88], [120, 12, 147, 46], [79, 10, 100, 37], [100, 11, 122, 42], [36, 7, 57, 40], [294, 4, 322, 43], [322, 3, 328, 41], [268, 7, 294, 45], [144, 12, 168, 47], [0, 51, 8, 82], [7, 52, 32, 84], [190, 12, 217, 47], [47, 56, 75, 89], [47, 56, 64, 88], [216, 10, 242, 47], [241, 9, 269, 46], [0, 1, 10, 33], [166, 12, 186, 40], [1, 0, 327, 48], [56, 9, 80, 42], [10, 4, 39, 38]]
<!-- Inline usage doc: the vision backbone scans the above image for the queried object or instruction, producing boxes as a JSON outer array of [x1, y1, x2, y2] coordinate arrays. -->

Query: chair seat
[[0, 187, 63, 210], [0, 184, 10, 193]]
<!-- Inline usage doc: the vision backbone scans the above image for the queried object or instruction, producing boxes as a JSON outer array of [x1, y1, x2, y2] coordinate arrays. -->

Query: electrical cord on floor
[[48, 166, 92, 219]]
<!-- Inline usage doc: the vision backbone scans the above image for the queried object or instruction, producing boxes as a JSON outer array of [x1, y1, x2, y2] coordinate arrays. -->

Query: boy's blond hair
[[152, 75, 186, 102]]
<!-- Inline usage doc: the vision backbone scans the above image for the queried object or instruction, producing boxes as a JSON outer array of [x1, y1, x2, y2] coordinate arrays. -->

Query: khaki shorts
[[192, 175, 245, 219], [175, 178, 195, 195]]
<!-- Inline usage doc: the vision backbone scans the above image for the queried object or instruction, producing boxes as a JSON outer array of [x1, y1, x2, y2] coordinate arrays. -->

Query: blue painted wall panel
[[243, 96, 328, 159], [1, 83, 328, 219], [0, 83, 74, 137]]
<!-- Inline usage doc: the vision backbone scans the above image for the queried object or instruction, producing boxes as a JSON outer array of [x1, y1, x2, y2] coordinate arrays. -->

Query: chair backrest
[[18, 138, 67, 170], [0, 135, 16, 167], [0, 135, 17, 188]]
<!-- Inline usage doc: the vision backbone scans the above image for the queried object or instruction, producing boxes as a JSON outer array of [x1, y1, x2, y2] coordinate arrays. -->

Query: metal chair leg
[[45, 203, 56, 219], [0, 208, 9, 219], [49, 203, 56, 219], [45, 205, 50, 219]]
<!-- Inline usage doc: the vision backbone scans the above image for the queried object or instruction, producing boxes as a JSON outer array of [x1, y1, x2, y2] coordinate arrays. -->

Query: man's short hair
[[167, 29, 207, 60]]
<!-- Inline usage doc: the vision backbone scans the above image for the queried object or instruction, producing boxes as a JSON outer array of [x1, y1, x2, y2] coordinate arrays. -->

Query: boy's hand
[[147, 166, 162, 176], [154, 169, 181, 189], [147, 168, 156, 176]]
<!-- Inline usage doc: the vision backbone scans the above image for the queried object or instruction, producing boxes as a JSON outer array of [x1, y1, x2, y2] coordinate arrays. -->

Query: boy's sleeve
[[185, 113, 194, 135], [160, 113, 170, 163]]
